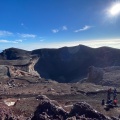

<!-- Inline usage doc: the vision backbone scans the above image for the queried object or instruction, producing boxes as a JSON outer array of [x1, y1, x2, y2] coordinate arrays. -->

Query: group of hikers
[[102, 88, 118, 106]]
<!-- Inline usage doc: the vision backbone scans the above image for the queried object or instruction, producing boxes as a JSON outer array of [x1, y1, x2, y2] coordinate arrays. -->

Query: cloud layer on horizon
[[5, 39, 119, 50]]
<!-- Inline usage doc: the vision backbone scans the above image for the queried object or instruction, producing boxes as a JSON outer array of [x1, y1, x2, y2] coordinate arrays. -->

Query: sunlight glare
[[110, 3, 120, 16]]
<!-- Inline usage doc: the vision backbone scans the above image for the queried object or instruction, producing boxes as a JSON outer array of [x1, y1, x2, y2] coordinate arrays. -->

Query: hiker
[[113, 99, 117, 106], [113, 88, 117, 100], [106, 99, 112, 105], [107, 88, 112, 102], [101, 99, 105, 105]]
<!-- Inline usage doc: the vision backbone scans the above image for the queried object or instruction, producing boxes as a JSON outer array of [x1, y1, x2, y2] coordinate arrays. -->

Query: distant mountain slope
[[1, 45, 120, 83], [0, 48, 31, 60]]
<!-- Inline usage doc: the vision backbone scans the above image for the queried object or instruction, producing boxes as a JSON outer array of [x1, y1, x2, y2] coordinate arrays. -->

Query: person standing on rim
[[113, 88, 117, 100], [107, 88, 112, 103]]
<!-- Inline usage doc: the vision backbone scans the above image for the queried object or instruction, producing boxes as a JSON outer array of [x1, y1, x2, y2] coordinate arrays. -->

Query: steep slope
[[32, 45, 120, 82], [32, 45, 95, 82]]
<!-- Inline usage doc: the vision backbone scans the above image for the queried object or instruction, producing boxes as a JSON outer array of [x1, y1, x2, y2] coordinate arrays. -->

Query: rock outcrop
[[32, 95, 112, 120], [69, 102, 110, 120], [87, 66, 120, 86], [87, 66, 104, 84], [32, 101, 67, 120], [32, 95, 67, 120], [0, 48, 40, 81], [0, 65, 10, 79], [0, 57, 40, 83]]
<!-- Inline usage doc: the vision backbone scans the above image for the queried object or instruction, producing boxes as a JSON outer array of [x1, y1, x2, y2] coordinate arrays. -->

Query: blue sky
[[0, 0, 120, 51]]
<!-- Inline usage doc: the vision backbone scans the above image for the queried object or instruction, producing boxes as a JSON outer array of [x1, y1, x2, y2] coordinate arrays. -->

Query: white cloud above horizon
[[39, 39, 45, 42], [52, 25, 67, 33], [18, 33, 36, 38], [52, 29, 59, 33], [15, 39, 23, 42], [0, 39, 23, 43], [74, 25, 93, 32], [0, 30, 13, 36], [62, 26, 67, 30]]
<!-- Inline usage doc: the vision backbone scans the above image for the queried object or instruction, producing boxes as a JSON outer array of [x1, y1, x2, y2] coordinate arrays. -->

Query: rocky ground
[[0, 81, 119, 119]]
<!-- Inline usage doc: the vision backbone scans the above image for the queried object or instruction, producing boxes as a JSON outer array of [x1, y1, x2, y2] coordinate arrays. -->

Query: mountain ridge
[[1, 45, 120, 83]]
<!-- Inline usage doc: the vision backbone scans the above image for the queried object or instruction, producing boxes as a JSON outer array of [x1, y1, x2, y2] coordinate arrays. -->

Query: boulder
[[0, 65, 9, 79], [32, 95, 112, 120], [32, 99, 68, 120], [87, 66, 103, 84], [69, 102, 110, 120]]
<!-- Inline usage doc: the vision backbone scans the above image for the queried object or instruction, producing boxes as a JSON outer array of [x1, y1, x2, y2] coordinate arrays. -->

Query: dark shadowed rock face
[[32, 45, 95, 82], [32, 45, 120, 83], [0, 48, 31, 60]]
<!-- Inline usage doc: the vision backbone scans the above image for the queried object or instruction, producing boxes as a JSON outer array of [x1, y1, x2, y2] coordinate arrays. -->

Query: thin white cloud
[[40, 39, 45, 42], [62, 26, 67, 30], [18, 33, 36, 38], [0, 30, 13, 36], [15, 39, 23, 42], [52, 25, 68, 33], [74, 25, 93, 32], [52, 29, 59, 33], [0, 39, 22, 43], [0, 40, 10, 43]]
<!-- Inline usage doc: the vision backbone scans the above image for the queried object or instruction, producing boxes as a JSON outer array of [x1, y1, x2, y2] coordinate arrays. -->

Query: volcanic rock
[[87, 66, 104, 84], [32, 100, 67, 120], [32, 95, 112, 120], [69, 102, 110, 120], [87, 66, 120, 86]]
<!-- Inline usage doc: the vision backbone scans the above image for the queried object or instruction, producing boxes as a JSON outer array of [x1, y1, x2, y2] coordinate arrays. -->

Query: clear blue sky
[[0, 0, 120, 51]]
